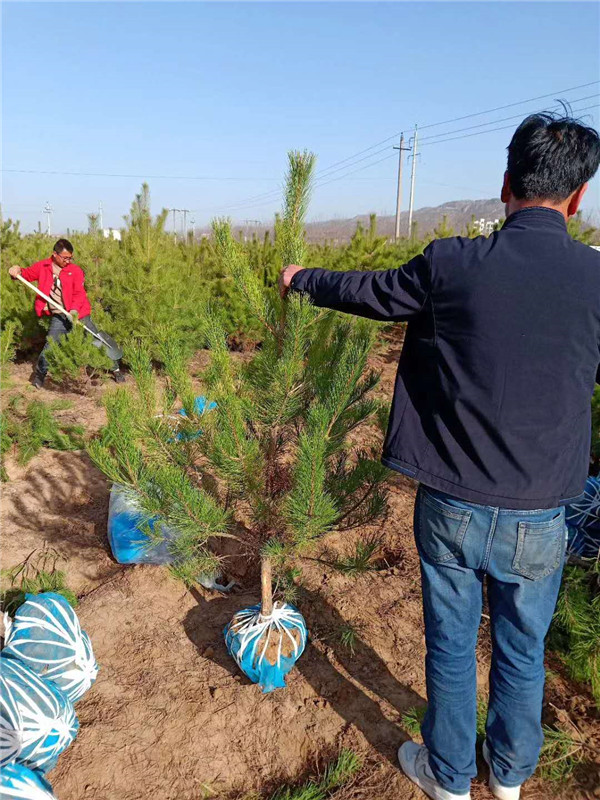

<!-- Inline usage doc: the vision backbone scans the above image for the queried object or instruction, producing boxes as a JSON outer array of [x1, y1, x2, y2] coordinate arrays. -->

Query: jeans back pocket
[[512, 511, 565, 581], [417, 489, 472, 564]]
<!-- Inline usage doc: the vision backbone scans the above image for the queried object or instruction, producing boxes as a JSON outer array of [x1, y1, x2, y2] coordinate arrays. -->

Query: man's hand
[[279, 264, 305, 298], [8, 265, 21, 280]]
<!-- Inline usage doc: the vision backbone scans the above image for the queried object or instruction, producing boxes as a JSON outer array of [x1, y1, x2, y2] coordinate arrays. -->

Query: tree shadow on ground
[[2, 450, 123, 588], [296, 585, 425, 766], [183, 583, 425, 768]]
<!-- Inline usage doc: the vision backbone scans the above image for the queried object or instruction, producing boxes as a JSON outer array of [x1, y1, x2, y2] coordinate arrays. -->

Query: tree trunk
[[260, 556, 273, 617]]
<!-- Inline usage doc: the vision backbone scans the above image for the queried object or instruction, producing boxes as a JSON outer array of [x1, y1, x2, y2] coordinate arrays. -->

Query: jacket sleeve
[[20, 261, 42, 282], [290, 243, 432, 322]]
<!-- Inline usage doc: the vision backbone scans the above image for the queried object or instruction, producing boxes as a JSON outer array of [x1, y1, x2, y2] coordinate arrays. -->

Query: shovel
[[16, 273, 123, 361]]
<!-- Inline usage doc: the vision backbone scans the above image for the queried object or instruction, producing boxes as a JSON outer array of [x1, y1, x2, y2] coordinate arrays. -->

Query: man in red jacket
[[9, 238, 125, 388]]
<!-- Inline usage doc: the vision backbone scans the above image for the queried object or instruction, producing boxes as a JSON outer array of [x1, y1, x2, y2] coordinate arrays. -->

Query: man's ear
[[500, 171, 511, 203], [567, 183, 588, 217]]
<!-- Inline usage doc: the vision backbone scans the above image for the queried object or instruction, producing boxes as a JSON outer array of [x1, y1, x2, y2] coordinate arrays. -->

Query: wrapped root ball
[[0, 664, 23, 767], [0, 657, 78, 774], [3, 593, 98, 703], [224, 603, 307, 693], [565, 476, 600, 559], [0, 763, 57, 800]]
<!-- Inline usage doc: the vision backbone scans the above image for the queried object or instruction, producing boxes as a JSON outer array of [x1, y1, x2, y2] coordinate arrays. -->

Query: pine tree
[[550, 563, 600, 707], [433, 214, 454, 239], [1, 396, 85, 480], [1, 320, 19, 387], [122, 182, 169, 264], [43, 316, 114, 391], [87, 213, 100, 235], [567, 211, 598, 244], [88, 150, 390, 622]]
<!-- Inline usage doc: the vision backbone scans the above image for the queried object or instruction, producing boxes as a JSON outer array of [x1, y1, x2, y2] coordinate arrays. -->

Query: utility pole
[[99, 202, 103, 230], [43, 202, 53, 235], [170, 208, 180, 239], [407, 126, 419, 238], [181, 209, 190, 240], [393, 133, 411, 241]]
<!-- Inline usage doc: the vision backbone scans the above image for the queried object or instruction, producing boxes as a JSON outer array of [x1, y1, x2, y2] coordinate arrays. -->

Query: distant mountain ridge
[[303, 198, 506, 241], [216, 198, 506, 243], [203, 197, 598, 243]]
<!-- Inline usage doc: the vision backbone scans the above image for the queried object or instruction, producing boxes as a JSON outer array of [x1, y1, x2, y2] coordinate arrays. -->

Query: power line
[[193, 83, 599, 213], [314, 153, 398, 189], [5, 81, 598, 219], [420, 103, 599, 147], [419, 80, 599, 130], [314, 102, 599, 185], [2, 169, 280, 182], [419, 94, 600, 143], [189, 98, 600, 215], [312, 80, 600, 177]]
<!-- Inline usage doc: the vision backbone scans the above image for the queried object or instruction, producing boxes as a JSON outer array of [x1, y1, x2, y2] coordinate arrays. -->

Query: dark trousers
[[37, 314, 119, 377]]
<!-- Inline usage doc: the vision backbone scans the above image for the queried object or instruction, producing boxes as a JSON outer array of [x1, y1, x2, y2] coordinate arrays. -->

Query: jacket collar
[[42, 257, 72, 274], [502, 206, 567, 232]]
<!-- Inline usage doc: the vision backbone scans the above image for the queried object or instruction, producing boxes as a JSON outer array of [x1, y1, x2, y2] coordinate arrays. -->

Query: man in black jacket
[[280, 113, 600, 800]]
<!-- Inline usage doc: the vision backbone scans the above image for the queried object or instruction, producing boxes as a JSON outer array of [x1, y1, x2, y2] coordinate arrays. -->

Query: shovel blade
[[89, 330, 123, 361]]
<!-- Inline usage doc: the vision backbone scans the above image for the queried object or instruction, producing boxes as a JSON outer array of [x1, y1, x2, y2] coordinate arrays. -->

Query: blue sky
[[2, 1, 599, 233]]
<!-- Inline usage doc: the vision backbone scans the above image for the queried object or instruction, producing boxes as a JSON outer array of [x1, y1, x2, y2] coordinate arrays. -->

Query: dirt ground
[[1, 351, 599, 800]]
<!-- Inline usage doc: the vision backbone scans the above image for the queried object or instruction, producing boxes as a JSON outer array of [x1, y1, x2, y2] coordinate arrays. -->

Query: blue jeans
[[37, 314, 119, 377], [414, 485, 566, 794]]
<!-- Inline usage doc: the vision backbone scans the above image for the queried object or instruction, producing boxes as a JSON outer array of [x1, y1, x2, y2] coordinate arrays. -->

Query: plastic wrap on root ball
[[2, 593, 98, 703], [0, 659, 24, 767], [566, 476, 600, 558], [0, 763, 57, 800], [107, 485, 229, 592], [0, 656, 78, 774], [107, 484, 175, 565], [224, 603, 307, 693]]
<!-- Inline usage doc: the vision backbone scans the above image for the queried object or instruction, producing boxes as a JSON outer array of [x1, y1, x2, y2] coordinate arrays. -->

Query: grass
[[1, 395, 85, 480], [0, 548, 77, 616], [331, 536, 382, 576], [401, 700, 590, 784], [538, 725, 586, 782], [400, 705, 426, 737], [337, 622, 364, 656], [268, 750, 361, 800], [401, 698, 488, 739]]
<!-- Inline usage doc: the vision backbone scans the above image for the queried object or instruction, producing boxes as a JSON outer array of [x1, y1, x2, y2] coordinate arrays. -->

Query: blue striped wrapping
[[224, 603, 307, 693], [565, 476, 600, 559], [2, 593, 98, 703], [0, 763, 56, 800], [0, 656, 78, 774]]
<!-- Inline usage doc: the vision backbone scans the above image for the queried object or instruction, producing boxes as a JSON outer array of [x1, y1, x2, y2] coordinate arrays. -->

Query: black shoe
[[32, 374, 45, 390], [112, 369, 126, 384]]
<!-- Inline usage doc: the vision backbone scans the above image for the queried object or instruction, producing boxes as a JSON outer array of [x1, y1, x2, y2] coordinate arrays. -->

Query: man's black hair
[[507, 112, 600, 202], [53, 238, 74, 254]]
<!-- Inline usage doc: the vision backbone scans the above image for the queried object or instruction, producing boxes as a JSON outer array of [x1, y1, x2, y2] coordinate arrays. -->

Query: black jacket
[[291, 207, 600, 509]]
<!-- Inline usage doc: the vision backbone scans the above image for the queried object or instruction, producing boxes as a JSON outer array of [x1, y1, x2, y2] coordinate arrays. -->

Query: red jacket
[[21, 258, 92, 319]]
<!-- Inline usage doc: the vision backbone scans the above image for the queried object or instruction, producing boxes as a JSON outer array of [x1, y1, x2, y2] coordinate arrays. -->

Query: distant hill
[[199, 198, 598, 243], [208, 198, 506, 243], [303, 198, 506, 242]]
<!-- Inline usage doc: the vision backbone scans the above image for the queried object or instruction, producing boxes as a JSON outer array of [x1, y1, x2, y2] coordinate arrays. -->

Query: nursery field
[[1, 347, 599, 800], [2, 174, 600, 800]]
